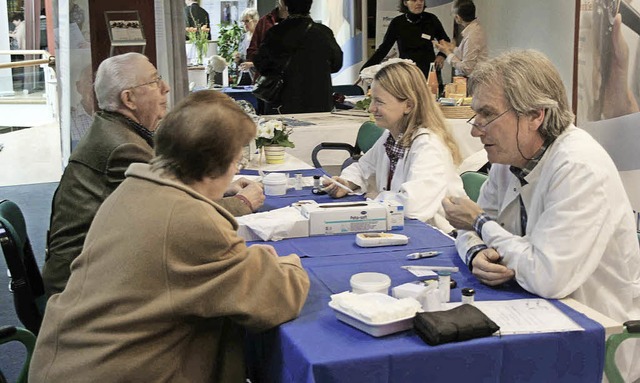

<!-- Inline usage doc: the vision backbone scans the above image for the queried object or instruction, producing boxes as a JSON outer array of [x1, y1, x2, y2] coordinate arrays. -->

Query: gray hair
[[468, 50, 575, 141], [94, 52, 149, 112], [241, 8, 259, 22]]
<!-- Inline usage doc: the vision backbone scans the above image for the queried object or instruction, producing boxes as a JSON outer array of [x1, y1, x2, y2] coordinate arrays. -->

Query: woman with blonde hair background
[[324, 60, 465, 233]]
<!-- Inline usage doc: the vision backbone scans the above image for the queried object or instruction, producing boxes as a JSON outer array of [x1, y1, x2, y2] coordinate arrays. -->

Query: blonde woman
[[324, 61, 465, 233]]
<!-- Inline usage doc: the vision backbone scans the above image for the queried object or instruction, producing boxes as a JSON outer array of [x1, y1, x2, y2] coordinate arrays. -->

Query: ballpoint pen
[[321, 175, 355, 194], [406, 251, 441, 260]]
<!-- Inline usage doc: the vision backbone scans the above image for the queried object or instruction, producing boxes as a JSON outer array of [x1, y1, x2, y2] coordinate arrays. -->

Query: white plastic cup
[[262, 173, 288, 196], [350, 272, 391, 295]]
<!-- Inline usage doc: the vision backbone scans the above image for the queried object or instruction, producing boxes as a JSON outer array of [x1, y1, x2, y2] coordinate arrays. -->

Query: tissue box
[[300, 200, 390, 236]]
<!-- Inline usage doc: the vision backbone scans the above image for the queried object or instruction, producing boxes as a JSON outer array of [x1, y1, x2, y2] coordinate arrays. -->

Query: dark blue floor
[[0, 182, 57, 382]]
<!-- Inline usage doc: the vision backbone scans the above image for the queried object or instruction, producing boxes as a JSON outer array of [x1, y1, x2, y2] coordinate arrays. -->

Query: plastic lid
[[262, 173, 287, 185], [350, 272, 391, 290], [461, 287, 476, 296], [313, 175, 321, 179]]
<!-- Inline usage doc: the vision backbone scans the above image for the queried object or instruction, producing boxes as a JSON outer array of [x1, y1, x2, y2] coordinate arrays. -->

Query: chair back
[[0, 326, 36, 383], [0, 200, 46, 335], [460, 171, 488, 202], [354, 121, 385, 154], [604, 321, 640, 383], [332, 84, 365, 96]]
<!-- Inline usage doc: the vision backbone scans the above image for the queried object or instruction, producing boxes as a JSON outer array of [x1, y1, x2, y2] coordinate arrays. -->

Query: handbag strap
[[281, 20, 313, 75]]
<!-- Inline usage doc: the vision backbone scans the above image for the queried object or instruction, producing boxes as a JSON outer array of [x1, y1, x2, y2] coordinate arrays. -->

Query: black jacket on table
[[254, 16, 343, 114], [362, 12, 450, 79]]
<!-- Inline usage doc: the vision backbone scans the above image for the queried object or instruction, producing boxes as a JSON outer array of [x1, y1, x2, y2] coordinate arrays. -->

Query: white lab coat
[[340, 128, 465, 232], [456, 126, 640, 380]]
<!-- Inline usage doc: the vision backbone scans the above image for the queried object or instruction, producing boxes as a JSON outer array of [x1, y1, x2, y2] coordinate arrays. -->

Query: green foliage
[[354, 97, 371, 111], [217, 23, 244, 65]]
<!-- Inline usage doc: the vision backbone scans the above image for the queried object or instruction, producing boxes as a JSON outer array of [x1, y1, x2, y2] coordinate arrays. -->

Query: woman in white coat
[[323, 60, 465, 233]]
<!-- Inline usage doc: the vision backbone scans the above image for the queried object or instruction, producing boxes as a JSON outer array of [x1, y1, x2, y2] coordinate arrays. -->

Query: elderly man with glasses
[[443, 51, 640, 380], [44, 53, 264, 298]]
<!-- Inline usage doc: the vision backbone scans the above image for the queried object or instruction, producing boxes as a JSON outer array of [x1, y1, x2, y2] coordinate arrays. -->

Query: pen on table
[[401, 265, 459, 273], [406, 251, 441, 260], [321, 175, 355, 194]]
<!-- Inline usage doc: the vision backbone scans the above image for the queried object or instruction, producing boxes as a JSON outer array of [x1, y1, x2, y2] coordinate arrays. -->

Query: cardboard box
[[300, 200, 396, 236], [385, 200, 404, 231]]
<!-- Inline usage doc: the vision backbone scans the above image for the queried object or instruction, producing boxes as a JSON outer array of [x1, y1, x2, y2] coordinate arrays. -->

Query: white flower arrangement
[[255, 118, 295, 149]]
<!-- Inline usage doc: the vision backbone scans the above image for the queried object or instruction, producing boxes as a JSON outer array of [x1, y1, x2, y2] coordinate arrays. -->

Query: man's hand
[[442, 196, 484, 231], [434, 54, 446, 70], [471, 248, 515, 285], [236, 182, 265, 211], [434, 40, 455, 56]]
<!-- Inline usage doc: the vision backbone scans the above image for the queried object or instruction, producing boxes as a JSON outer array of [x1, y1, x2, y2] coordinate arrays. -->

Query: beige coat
[[31, 163, 310, 382]]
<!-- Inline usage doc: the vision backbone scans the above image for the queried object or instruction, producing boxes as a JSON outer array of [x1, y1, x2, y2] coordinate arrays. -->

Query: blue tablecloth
[[245, 173, 605, 383]]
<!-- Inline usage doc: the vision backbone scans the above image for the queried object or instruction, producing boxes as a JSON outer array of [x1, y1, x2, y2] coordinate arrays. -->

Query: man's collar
[[509, 139, 552, 184]]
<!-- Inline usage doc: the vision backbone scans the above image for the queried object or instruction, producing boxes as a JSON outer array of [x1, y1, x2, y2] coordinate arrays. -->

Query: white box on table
[[300, 200, 397, 236], [384, 200, 404, 231]]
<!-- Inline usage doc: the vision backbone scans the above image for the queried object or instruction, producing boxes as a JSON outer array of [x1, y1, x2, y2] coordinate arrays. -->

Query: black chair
[[0, 200, 46, 335], [311, 121, 385, 169], [0, 326, 36, 383], [332, 84, 365, 96]]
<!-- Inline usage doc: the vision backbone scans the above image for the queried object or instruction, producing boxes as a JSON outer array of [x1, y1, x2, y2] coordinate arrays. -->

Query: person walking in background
[[361, 0, 450, 80], [434, 0, 487, 77], [44, 53, 264, 297], [234, 8, 260, 84], [184, 0, 210, 39], [30, 90, 310, 383], [254, 0, 343, 114], [323, 61, 465, 234]]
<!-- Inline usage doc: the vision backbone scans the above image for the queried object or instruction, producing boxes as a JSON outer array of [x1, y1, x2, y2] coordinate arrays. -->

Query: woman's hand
[[322, 176, 356, 198]]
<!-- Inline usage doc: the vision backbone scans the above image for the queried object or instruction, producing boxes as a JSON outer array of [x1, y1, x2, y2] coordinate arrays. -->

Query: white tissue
[[235, 206, 309, 241], [330, 291, 422, 324]]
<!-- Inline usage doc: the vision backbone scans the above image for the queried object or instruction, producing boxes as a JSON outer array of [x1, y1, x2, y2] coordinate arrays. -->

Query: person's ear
[[528, 109, 545, 131], [404, 100, 414, 115], [120, 89, 137, 111]]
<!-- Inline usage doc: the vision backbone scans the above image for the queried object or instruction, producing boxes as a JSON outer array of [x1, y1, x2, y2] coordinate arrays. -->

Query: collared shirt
[[383, 133, 405, 176]]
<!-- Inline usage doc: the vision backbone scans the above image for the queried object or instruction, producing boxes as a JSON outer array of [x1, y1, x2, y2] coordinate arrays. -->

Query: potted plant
[[216, 22, 243, 83], [255, 118, 295, 164]]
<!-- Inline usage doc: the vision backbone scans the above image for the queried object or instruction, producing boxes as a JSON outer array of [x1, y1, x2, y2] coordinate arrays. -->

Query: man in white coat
[[442, 50, 640, 381]]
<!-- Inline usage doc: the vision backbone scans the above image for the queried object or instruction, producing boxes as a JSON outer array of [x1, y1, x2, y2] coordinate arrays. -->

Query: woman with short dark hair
[[30, 90, 310, 383]]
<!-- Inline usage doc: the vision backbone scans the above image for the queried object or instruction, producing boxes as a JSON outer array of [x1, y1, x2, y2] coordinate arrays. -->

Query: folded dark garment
[[413, 304, 500, 346]]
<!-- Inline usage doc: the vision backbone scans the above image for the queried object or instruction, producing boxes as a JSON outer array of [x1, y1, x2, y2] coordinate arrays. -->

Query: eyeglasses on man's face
[[128, 75, 163, 90], [466, 108, 513, 131]]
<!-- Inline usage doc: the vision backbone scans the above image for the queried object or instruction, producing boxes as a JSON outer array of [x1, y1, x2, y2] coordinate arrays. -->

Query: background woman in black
[[362, 0, 450, 81], [254, 0, 343, 114]]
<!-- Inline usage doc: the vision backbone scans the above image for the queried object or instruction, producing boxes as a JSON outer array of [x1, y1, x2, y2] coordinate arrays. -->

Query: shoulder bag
[[253, 21, 313, 104]]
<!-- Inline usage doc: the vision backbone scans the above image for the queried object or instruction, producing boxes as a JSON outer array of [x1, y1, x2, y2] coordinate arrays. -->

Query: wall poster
[[576, 0, 640, 218]]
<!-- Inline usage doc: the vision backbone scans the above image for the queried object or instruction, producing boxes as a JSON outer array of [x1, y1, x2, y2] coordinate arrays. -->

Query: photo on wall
[[220, 1, 239, 25], [576, 0, 640, 215]]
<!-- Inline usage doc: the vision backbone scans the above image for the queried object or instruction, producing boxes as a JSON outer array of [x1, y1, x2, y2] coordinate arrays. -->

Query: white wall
[[475, 0, 576, 99]]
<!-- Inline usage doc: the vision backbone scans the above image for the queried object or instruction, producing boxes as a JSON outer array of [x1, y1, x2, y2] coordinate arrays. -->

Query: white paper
[[445, 299, 584, 335], [235, 206, 309, 241]]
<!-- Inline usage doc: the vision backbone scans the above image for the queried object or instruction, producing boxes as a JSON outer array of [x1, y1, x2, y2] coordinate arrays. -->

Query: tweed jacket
[[30, 163, 310, 383], [44, 112, 251, 297]]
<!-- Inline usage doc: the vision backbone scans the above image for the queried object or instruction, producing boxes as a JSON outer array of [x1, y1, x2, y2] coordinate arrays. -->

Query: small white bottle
[[294, 173, 303, 190], [461, 287, 476, 305], [437, 270, 451, 303]]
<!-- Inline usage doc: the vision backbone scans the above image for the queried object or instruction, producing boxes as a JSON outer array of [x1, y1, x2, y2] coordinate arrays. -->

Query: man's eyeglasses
[[466, 108, 513, 131], [241, 19, 252, 24], [128, 75, 163, 90]]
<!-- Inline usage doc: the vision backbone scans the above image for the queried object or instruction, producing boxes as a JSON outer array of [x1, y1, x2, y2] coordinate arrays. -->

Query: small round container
[[350, 272, 391, 295], [262, 173, 288, 196], [461, 287, 476, 305]]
